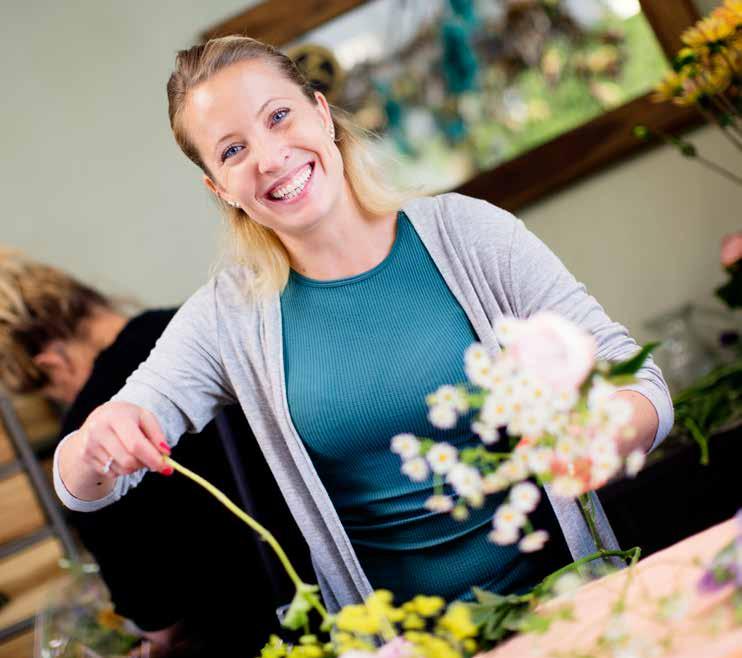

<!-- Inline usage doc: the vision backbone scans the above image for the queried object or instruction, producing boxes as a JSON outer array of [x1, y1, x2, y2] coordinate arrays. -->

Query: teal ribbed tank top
[[280, 212, 540, 602]]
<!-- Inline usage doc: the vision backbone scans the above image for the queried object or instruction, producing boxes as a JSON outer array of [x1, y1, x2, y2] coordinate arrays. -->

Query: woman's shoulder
[[402, 192, 519, 244]]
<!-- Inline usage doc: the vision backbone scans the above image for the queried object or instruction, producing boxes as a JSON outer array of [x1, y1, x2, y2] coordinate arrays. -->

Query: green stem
[[682, 417, 710, 465], [578, 493, 604, 553], [165, 457, 330, 623], [534, 547, 641, 598]]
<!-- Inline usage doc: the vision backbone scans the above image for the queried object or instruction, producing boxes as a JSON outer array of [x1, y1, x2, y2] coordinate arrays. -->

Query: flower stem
[[578, 493, 604, 553], [164, 457, 330, 622]]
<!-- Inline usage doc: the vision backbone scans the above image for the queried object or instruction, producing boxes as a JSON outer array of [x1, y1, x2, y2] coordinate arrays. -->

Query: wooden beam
[[455, 94, 700, 212], [201, 0, 371, 45], [639, 0, 699, 59]]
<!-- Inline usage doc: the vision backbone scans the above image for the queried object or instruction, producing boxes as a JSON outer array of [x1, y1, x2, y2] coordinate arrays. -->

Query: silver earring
[[226, 200, 240, 209], [329, 125, 335, 141]]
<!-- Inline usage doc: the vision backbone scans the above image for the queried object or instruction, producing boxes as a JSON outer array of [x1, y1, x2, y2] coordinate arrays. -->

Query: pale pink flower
[[401, 457, 429, 482], [391, 433, 420, 460], [426, 443, 458, 474], [377, 637, 416, 658], [510, 481, 541, 513], [552, 475, 584, 498], [625, 450, 646, 477], [482, 471, 509, 494], [507, 312, 597, 392], [425, 494, 455, 513], [721, 232, 742, 268], [472, 420, 499, 444], [489, 525, 520, 545], [519, 530, 549, 552], [428, 404, 458, 429], [494, 503, 527, 530]]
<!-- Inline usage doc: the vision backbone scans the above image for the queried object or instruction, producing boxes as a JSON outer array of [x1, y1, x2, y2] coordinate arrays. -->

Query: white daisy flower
[[527, 447, 552, 475], [494, 503, 527, 530], [464, 343, 491, 370], [588, 437, 620, 464], [519, 407, 549, 438], [426, 442, 458, 474], [472, 420, 499, 445], [401, 457, 430, 482], [499, 457, 528, 482], [428, 404, 458, 430], [432, 385, 469, 413], [625, 449, 645, 477], [587, 377, 618, 409], [482, 471, 509, 494], [494, 317, 524, 347], [480, 397, 511, 427], [552, 387, 579, 412], [510, 481, 541, 513], [391, 433, 420, 460], [590, 454, 621, 487], [519, 530, 549, 552], [446, 463, 483, 499], [465, 361, 495, 389], [488, 525, 520, 545], [552, 475, 583, 498], [555, 436, 579, 461], [424, 494, 454, 513]]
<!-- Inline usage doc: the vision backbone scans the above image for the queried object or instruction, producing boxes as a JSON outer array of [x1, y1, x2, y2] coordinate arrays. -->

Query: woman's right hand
[[76, 401, 173, 477]]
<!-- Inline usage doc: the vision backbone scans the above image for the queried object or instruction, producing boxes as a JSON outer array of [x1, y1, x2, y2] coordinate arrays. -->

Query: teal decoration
[[376, 82, 416, 156], [449, 0, 475, 23], [441, 21, 479, 95], [436, 111, 468, 144]]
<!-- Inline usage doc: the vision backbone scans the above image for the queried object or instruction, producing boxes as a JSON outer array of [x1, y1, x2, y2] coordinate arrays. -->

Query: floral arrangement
[[391, 311, 653, 553], [635, 0, 742, 187], [149, 311, 661, 658]]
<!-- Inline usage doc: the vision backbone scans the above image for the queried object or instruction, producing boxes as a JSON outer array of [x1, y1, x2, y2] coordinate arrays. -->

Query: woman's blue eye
[[270, 108, 290, 126], [221, 144, 243, 162]]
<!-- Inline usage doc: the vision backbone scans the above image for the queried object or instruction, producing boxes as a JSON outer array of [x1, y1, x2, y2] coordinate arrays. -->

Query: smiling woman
[[53, 34, 673, 618], [167, 37, 408, 296]]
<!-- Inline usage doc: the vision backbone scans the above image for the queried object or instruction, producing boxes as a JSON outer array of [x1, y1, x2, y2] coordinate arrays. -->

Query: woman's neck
[[280, 190, 398, 281]]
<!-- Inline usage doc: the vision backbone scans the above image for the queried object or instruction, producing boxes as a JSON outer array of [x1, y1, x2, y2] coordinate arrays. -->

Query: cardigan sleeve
[[53, 278, 236, 511], [503, 211, 674, 450]]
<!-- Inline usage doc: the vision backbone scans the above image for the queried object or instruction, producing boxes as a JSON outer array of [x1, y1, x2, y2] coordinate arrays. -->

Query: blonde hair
[[0, 249, 110, 393], [167, 36, 411, 297]]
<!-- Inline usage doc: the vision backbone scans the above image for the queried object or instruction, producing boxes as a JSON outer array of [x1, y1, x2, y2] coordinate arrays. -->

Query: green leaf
[[512, 612, 552, 634], [282, 584, 320, 631], [608, 343, 659, 377]]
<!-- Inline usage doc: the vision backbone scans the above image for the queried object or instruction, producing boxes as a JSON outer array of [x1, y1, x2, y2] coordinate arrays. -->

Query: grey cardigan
[[54, 193, 673, 611]]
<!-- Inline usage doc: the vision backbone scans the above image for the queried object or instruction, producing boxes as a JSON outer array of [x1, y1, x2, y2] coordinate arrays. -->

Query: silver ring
[[101, 457, 114, 474]]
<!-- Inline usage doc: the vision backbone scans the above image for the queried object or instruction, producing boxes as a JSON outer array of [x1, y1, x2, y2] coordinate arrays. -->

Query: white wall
[[1, 0, 736, 343]]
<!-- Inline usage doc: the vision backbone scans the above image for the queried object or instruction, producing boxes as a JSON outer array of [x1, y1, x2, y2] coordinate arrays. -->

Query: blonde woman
[[55, 37, 673, 610], [0, 251, 306, 656]]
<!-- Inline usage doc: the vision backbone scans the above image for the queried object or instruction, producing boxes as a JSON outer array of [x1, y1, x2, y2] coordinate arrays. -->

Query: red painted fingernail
[[159, 442, 171, 454], [161, 467, 173, 476]]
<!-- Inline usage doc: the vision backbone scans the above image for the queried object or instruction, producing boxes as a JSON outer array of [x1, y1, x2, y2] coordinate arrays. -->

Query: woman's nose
[[255, 139, 290, 175]]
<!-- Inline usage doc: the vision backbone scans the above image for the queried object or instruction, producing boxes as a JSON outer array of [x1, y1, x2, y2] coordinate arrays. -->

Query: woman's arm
[[501, 208, 674, 452], [53, 279, 236, 511]]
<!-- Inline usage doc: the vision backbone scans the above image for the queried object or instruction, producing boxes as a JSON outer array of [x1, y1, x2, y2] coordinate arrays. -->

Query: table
[[484, 517, 742, 658]]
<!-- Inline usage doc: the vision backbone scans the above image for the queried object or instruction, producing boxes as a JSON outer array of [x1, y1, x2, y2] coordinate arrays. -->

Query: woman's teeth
[[269, 164, 312, 200]]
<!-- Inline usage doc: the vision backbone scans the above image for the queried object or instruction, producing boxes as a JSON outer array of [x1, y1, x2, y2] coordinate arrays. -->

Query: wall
[[0, 0, 736, 343]]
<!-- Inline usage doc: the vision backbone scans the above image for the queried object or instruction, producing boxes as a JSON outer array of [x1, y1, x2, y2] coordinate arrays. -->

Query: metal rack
[[0, 394, 78, 644]]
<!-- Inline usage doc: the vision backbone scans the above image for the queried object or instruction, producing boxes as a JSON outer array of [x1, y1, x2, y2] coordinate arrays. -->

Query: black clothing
[[61, 310, 311, 655]]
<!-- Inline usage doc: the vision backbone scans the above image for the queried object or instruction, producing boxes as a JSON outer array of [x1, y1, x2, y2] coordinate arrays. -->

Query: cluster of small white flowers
[[391, 313, 651, 554]]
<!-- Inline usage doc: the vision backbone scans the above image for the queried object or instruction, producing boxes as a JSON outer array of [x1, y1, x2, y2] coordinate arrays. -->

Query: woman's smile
[[264, 161, 315, 205]]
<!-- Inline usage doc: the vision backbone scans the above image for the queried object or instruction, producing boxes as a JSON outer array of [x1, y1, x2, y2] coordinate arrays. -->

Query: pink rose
[[721, 232, 742, 268], [377, 638, 416, 658], [508, 312, 597, 392]]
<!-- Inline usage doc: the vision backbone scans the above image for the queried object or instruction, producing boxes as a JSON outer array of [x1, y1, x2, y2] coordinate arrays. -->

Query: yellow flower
[[366, 590, 405, 624], [436, 603, 478, 641], [682, 16, 736, 48], [402, 613, 426, 630], [405, 633, 462, 658], [652, 70, 684, 103], [723, 0, 742, 22], [405, 595, 446, 618], [336, 604, 381, 635], [699, 58, 733, 95]]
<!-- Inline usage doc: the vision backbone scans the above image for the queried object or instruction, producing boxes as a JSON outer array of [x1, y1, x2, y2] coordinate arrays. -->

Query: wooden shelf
[[0, 629, 35, 658], [0, 475, 45, 547], [0, 538, 66, 632]]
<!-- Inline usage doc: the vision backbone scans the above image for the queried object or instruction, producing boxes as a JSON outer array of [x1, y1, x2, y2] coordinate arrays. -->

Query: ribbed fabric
[[280, 213, 536, 601]]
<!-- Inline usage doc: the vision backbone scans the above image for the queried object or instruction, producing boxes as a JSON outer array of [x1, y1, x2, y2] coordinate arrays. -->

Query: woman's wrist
[[57, 431, 117, 502]]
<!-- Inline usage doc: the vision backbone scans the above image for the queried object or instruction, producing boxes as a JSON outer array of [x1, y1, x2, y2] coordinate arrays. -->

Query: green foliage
[[608, 342, 659, 377], [283, 584, 322, 631], [672, 360, 742, 464]]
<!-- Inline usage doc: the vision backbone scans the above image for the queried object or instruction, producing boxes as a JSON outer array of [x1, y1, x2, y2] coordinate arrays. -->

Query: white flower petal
[[519, 529, 549, 552]]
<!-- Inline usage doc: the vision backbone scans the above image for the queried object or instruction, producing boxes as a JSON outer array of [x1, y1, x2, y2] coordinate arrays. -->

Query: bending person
[[54, 37, 673, 613], [0, 249, 308, 656]]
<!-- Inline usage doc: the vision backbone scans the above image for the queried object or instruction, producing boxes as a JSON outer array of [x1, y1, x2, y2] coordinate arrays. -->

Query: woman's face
[[184, 59, 344, 240]]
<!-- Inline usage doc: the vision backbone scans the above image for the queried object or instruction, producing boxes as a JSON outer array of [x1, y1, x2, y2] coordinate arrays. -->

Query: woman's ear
[[204, 175, 235, 208], [313, 91, 333, 132], [32, 341, 70, 377]]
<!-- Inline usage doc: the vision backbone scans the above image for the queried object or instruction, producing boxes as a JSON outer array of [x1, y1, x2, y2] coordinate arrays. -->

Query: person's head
[[0, 249, 120, 404], [166, 36, 408, 296]]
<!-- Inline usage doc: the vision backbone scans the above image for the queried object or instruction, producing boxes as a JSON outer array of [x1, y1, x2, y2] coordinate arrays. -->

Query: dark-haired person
[[0, 248, 308, 656], [54, 37, 673, 612]]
